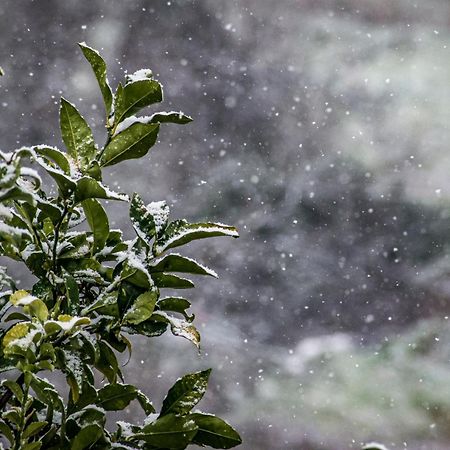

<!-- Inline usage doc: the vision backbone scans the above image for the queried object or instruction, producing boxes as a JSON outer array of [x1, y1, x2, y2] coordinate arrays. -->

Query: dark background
[[2, 1, 450, 449]]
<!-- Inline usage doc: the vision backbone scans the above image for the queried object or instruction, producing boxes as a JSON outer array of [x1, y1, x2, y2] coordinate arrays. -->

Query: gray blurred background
[[2, 1, 450, 449]]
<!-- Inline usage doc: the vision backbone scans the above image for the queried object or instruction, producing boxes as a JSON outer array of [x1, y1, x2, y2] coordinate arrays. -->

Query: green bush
[[0, 43, 241, 449]]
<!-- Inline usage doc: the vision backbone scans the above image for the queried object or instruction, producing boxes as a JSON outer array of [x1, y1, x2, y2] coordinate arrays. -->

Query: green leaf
[[123, 289, 158, 325], [96, 383, 137, 411], [34, 160, 76, 199], [63, 272, 80, 315], [151, 254, 217, 278], [30, 374, 63, 411], [0, 420, 15, 445], [134, 414, 198, 448], [83, 290, 119, 317], [95, 340, 120, 384], [129, 193, 165, 246], [59, 98, 96, 170], [123, 319, 167, 338], [160, 369, 211, 416], [82, 198, 109, 254], [67, 406, 106, 432], [70, 424, 103, 450], [0, 185, 35, 205], [120, 258, 153, 290], [152, 273, 195, 289], [78, 42, 113, 115], [2, 322, 30, 349], [44, 315, 90, 336], [112, 111, 192, 135], [136, 390, 155, 415], [34, 145, 71, 174], [10, 290, 48, 321], [157, 297, 193, 320], [191, 413, 242, 449], [114, 79, 162, 126], [100, 122, 159, 167], [23, 421, 48, 439], [74, 176, 128, 203], [147, 111, 193, 125], [2, 379, 24, 403], [154, 220, 239, 255], [21, 443, 42, 450], [3, 409, 21, 426], [56, 348, 84, 402]]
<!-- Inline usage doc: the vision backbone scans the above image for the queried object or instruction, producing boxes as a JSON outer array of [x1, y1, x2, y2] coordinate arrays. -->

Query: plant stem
[[14, 374, 30, 450]]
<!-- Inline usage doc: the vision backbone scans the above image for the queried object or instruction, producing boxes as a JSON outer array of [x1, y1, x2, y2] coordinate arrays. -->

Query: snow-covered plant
[[0, 43, 241, 449]]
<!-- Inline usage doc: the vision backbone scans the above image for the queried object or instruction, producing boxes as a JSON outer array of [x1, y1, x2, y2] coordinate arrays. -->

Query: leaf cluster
[[0, 43, 240, 449]]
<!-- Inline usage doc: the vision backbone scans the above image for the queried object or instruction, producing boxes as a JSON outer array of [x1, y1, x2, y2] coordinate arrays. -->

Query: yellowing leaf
[[3, 323, 30, 348], [10, 290, 48, 321]]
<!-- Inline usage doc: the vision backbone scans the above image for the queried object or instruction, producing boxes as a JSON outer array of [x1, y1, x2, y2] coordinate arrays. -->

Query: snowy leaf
[[74, 176, 128, 203], [96, 383, 137, 411], [114, 111, 192, 136], [157, 297, 192, 321], [136, 390, 155, 415], [59, 98, 97, 169], [78, 42, 113, 114], [82, 198, 109, 254], [190, 413, 242, 449], [95, 340, 121, 383], [129, 193, 156, 246], [123, 289, 158, 325], [9, 290, 48, 321], [2, 322, 40, 355], [44, 315, 90, 336], [113, 78, 162, 126], [152, 273, 195, 289], [133, 414, 198, 448], [160, 369, 211, 416], [119, 250, 154, 289], [154, 220, 239, 255], [33, 155, 76, 198], [153, 311, 200, 348], [150, 254, 218, 278], [125, 68, 153, 84], [100, 122, 159, 167], [34, 145, 71, 174], [70, 424, 104, 450]]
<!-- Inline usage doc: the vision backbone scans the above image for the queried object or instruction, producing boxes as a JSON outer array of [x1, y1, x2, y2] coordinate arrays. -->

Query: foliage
[[0, 43, 241, 449]]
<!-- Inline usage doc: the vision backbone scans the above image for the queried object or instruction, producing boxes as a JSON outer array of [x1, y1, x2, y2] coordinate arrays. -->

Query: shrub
[[0, 43, 241, 449]]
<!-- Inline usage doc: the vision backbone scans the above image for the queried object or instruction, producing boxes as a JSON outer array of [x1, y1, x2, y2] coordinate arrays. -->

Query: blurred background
[[1, 0, 450, 448]]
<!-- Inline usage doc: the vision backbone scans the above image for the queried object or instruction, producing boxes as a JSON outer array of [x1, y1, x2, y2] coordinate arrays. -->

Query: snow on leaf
[[150, 253, 218, 278], [154, 220, 239, 255], [125, 68, 153, 84], [113, 111, 192, 136], [152, 311, 201, 348], [9, 290, 48, 321], [44, 315, 90, 336], [78, 42, 113, 114]]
